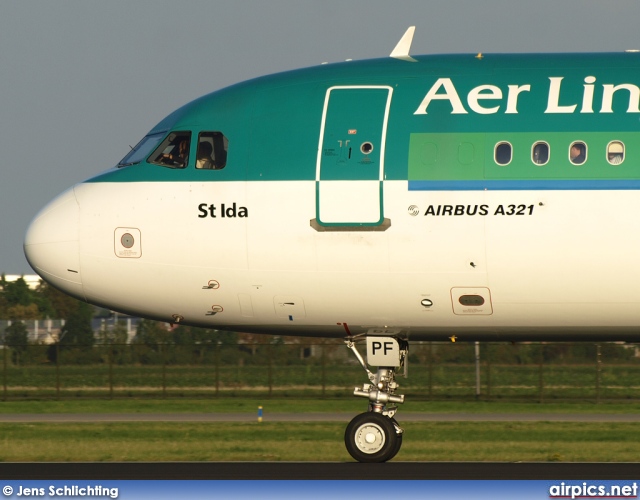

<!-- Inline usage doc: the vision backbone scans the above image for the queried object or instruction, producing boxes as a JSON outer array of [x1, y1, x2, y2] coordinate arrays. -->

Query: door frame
[[312, 85, 393, 231]]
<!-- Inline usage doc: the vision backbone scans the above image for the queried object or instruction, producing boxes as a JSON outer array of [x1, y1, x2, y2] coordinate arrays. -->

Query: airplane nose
[[23, 187, 85, 301]]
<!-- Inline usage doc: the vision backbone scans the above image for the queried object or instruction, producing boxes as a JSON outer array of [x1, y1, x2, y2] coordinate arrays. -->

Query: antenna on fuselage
[[390, 26, 417, 62]]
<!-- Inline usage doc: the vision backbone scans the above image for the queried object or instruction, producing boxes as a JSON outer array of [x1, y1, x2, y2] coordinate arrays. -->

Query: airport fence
[[1, 341, 640, 402]]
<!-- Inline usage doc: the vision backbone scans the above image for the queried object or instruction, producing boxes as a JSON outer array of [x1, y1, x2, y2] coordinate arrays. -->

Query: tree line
[[0, 276, 247, 364]]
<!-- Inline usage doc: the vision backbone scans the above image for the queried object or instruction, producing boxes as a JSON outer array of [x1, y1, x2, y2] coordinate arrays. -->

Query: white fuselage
[[24, 177, 639, 341]]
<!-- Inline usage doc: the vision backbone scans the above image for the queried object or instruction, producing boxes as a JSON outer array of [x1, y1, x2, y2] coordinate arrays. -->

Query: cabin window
[[532, 142, 549, 165], [196, 132, 228, 170], [118, 132, 165, 167], [149, 131, 192, 168], [494, 142, 512, 166], [569, 141, 587, 165], [607, 141, 625, 165]]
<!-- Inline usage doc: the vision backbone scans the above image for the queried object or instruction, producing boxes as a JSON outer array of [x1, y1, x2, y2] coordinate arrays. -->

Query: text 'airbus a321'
[[24, 27, 640, 461]]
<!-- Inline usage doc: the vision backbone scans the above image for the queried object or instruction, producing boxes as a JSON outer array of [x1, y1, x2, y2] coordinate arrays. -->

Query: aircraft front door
[[314, 86, 392, 230]]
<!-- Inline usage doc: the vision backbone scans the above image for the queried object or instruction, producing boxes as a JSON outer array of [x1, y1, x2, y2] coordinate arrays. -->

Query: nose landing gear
[[344, 337, 407, 462]]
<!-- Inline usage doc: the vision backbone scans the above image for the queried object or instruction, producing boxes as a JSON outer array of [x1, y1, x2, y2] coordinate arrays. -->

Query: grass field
[[0, 421, 638, 462], [0, 399, 639, 462]]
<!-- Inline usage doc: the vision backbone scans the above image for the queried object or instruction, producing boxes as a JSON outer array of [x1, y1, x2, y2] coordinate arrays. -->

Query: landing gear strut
[[344, 337, 407, 462]]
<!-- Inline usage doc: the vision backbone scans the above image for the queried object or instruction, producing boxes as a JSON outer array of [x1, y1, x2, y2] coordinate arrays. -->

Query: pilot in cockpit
[[196, 141, 215, 169], [159, 138, 189, 167]]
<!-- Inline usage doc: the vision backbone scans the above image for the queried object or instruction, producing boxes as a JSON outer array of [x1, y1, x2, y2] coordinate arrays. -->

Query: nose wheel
[[345, 412, 403, 463]]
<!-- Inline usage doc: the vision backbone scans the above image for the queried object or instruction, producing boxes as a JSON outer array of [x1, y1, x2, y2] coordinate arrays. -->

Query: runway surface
[[0, 462, 638, 480], [0, 413, 637, 480], [0, 412, 639, 422]]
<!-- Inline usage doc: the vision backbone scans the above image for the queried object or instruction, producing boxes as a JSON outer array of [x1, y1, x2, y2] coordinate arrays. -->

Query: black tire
[[388, 417, 403, 460], [344, 412, 399, 463]]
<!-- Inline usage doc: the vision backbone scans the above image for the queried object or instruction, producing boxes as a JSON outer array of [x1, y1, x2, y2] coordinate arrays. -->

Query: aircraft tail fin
[[390, 26, 417, 62]]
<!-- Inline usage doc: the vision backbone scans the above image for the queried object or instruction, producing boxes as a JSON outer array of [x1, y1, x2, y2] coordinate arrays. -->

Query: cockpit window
[[118, 132, 165, 167], [196, 132, 228, 169], [149, 131, 192, 168]]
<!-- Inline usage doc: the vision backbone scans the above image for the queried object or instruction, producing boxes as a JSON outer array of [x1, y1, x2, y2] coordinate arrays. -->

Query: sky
[[3, 0, 640, 274]]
